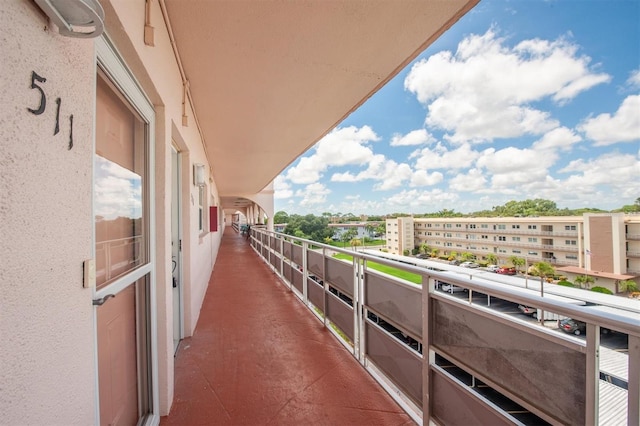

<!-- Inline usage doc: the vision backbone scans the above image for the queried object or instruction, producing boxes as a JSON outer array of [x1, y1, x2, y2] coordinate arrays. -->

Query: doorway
[[94, 36, 158, 425]]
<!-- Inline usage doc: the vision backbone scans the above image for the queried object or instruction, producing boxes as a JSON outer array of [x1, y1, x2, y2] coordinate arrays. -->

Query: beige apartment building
[[386, 213, 640, 293]]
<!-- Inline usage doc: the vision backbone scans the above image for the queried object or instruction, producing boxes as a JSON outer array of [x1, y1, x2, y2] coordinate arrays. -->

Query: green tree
[[273, 210, 289, 224], [341, 228, 357, 248], [420, 243, 431, 254], [461, 252, 475, 261], [350, 238, 362, 251], [283, 214, 333, 243], [619, 279, 639, 294], [485, 253, 498, 265], [508, 256, 525, 272], [375, 222, 386, 238], [430, 248, 440, 258], [575, 275, 595, 289], [532, 261, 555, 278]]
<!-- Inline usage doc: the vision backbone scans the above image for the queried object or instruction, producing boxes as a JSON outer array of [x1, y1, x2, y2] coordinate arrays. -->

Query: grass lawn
[[332, 253, 422, 285], [328, 239, 386, 249]]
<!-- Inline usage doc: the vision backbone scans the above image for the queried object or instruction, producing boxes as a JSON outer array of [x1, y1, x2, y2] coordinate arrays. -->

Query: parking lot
[[435, 285, 629, 353]]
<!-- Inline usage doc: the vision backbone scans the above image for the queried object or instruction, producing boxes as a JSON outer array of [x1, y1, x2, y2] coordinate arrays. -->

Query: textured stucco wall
[[0, 1, 96, 423]]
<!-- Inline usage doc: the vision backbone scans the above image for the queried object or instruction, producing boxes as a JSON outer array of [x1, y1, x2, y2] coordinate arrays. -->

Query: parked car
[[518, 305, 537, 316], [558, 318, 586, 335], [449, 259, 461, 265], [486, 264, 500, 272], [440, 283, 467, 293], [460, 261, 479, 268], [496, 267, 517, 275]]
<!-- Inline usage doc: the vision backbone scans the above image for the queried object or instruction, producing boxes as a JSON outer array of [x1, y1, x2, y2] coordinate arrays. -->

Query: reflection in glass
[[95, 76, 147, 288]]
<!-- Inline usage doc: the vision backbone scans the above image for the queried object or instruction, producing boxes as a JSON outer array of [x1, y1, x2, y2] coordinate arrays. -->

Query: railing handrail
[[257, 228, 640, 338]]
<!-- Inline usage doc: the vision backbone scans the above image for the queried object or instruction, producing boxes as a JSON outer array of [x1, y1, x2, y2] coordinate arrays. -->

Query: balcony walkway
[[161, 228, 415, 425]]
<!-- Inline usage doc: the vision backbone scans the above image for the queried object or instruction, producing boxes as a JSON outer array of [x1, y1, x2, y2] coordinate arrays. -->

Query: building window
[[513, 250, 521, 254], [481, 224, 488, 229], [565, 225, 577, 231], [528, 237, 537, 242], [497, 224, 506, 230], [481, 235, 488, 239], [566, 255, 578, 260], [528, 225, 537, 229], [565, 240, 577, 245], [512, 225, 520, 229], [198, 185, 205, 232], [469, 224, 476, 229], [512, 236, 520, 241], [498, 236, 506, 241], [446, 224, 452, 228]]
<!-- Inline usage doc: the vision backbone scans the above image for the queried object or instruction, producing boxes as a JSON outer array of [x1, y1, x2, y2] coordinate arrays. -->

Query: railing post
[[322, 246, 328, 329], [585, 323, 600, 426], [629, 334, 640, 426], [422, 274, 433, 426], [302, 241, 308, 304], [355, 257, 365, 364]]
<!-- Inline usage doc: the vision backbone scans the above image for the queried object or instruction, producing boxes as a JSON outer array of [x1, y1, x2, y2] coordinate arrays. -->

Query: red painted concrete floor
[[161, 228, 416, 426]]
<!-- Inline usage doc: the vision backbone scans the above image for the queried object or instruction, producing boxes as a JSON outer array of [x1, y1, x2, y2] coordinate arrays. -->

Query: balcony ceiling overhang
[[163, 0, 478, 207]]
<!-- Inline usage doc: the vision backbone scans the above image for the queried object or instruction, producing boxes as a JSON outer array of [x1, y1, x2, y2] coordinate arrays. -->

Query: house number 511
[[27, 71, 74, 150]]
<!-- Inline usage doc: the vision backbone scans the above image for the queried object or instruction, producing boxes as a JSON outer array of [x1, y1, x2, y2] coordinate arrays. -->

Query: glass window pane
[[95, 76, 148, 289]]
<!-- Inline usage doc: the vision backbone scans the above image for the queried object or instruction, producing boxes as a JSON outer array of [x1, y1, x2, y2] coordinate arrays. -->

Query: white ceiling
[[163, 0, 478, 211]]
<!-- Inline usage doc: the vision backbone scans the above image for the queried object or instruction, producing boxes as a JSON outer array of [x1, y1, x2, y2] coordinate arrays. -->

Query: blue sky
[[274, 0, 640, 215]]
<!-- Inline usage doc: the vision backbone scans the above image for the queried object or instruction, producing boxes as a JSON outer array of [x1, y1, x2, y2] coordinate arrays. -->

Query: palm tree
[[420, 243, 431, 254], [461, 252, 475, 261], [532, 261, 554, 276], [575, 275, 595, 289], [430, 248, 440, 258], [349, 238, 362, 251], [533, 261, 555, 323], [341, 229, 357, 248], [509, 256, 525, 272], [485, 253, 498, 265], [619, 279, 639, 294]]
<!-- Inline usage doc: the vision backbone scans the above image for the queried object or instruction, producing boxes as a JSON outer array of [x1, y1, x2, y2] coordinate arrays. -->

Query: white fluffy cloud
[[95, 156, 142, 220], [404, 27, 610, 144], [627, 69, 640, 89], [296, 183, 331, 207], [285, 125, 379, 184], [390, 129, 435, 146], [273, 175, 293, 199], [578, 95, 640, 146], [411, 142, 480, 170], [532, 127, 582, 152], [448, 168, 487, 192], [385, 189, 460, 210], [331, 154, 414, 190], [409, 170, 444, 187]]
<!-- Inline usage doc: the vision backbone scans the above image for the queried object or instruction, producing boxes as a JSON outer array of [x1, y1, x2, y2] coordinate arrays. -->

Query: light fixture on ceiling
[[193, 164, 206, 187], [35, 0, 105, 38]]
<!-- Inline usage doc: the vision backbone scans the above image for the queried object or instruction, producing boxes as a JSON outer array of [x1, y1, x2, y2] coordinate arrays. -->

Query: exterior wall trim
[[94, 35, 160, 425]]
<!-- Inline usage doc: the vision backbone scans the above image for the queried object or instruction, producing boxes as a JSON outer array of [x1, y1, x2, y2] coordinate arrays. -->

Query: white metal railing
[[249, 228, 640, 426], [95, 235, 142, 285]]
